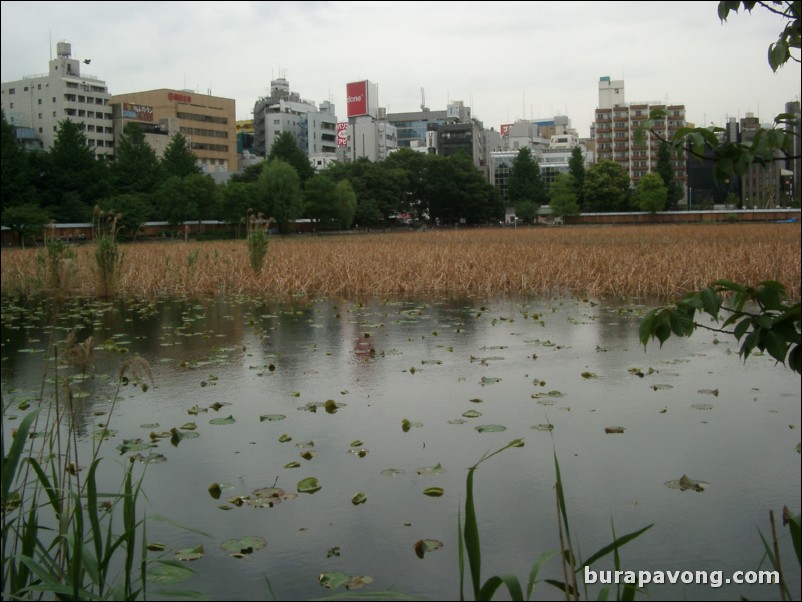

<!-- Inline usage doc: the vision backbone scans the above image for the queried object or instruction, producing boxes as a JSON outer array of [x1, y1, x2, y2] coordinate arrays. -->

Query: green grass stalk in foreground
[[458, 439, 653, 602], [1, 328, 201, 600]]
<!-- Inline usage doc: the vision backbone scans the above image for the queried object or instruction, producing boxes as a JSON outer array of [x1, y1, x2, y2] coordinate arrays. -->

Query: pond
[[2, 295, 800, 601]]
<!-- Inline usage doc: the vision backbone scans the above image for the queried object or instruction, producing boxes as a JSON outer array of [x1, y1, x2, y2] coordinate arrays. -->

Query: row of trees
[[1, 113, 504, 240], [507, 144, 684, 222]]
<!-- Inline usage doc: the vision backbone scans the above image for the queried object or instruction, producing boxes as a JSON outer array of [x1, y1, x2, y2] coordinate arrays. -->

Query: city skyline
[[1, 1, 799, 139]]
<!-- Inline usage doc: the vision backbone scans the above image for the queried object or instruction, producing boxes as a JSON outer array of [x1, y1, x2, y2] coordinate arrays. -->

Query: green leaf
[[221, 536, 267, 557], [297, 477, 321, 494], [764, 329, 789, 364], [769, 39, 789, 71], [475, 424, 507, 433], [423, 487, 444, 497], [209, 415, 235, 425], [414, 539, 444, 559]]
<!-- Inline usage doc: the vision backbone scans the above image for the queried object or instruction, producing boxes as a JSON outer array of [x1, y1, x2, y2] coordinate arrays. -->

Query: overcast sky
[[2, 1, 799, 138]]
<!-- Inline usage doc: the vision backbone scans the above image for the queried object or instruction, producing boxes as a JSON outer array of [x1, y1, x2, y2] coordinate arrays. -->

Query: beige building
[[110, 88, 236, 174], [594, 77, 686, 189]]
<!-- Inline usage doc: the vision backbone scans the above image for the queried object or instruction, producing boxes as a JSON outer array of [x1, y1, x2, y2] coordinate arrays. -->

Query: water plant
[[458, 439, 652, 601], [245, 209, 271, 274], [93, 206, 123, 299]]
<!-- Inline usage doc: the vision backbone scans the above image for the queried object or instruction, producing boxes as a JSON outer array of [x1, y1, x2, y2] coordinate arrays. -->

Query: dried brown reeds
[[1, 224, 799, 301]]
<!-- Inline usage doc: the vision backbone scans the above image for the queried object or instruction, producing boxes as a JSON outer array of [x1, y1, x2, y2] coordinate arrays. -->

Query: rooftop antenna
[[420, 87, 427, 111]]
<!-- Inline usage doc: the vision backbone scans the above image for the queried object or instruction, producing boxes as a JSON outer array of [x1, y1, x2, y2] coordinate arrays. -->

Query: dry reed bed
[[1, 223, 799, 301]]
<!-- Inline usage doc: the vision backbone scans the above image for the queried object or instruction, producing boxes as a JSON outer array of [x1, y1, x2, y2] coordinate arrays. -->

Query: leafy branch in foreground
[[639, 279, 801, 374]]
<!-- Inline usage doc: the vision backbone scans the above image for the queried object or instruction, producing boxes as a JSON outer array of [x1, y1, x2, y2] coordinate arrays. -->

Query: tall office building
[[594, 76, 686, 191], [1, 41, 113, 158]]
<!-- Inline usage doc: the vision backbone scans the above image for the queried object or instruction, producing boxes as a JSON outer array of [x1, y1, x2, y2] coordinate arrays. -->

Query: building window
[[52, 97, 56, 103], [38, 113, 42, 119], [38, 84, 41, 90], [8, 102, 12, 109], [24, 86, 29, 92], [38, 98, 42, 105], [9, 88, 15, 94], [52, 111, 56, 117]]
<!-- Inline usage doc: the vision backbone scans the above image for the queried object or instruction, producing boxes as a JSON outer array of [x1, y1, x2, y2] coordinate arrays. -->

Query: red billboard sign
[[337, 122, 349, 147], [500, 124, 512, 136], [346, 81, 368, 118]]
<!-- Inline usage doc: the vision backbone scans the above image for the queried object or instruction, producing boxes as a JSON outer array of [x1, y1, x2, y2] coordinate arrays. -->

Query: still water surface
[[2, 295, 800, 600]]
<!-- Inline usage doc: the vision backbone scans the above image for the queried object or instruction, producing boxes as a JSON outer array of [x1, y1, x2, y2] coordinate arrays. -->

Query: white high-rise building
[[1, 41, 113, 158]]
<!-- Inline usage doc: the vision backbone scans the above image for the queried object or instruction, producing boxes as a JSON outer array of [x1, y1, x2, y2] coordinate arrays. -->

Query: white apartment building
[[1, 41, 113, 158]]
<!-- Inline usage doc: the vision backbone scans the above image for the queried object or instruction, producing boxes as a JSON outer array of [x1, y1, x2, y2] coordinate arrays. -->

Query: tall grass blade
[[464, 465, 482, 599], [478, 574, 524, 601], [758, 527, 792, 601], [579, 524, 654, 570], [783, 506, 801, 566], [526, 550, 558, 599], [2, 410, 38, 503], [26, 457, 63, 520]]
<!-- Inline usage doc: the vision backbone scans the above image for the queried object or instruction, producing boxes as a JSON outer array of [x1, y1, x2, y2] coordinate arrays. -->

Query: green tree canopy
[[655, 142, 683, 210], [507, 147, 548, 209], [1, 110, 36, 209], [220, 181, 258, 228], [583, 160, 631, 212], [155, 174, 220, 225], [256, 159, 304, 233], [634, 172, 668, 214], [549, 173, 580, 219], [303, 175, 340, 225], [112, 122, 164, 194], [37, 119, 110, 222], [162, 133, 201, 178], [268, 132, 314, 185], [568, 146, 586, 210], [0, 203, 49, 247]]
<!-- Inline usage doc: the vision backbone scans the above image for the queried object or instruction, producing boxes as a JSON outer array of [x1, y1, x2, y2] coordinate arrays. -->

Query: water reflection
[[1, 295, 799, 601]]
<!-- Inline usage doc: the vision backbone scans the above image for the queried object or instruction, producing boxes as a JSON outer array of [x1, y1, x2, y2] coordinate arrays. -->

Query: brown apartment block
[[110, 89, 236, 174], [594, 103, 687, 189]]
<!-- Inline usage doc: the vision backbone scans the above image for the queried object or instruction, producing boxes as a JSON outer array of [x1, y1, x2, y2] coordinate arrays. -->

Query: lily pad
[[414, 539, 444, 559], [296, 441, 315, 449], [209, 415, 236, 425], [532, 424, 554, 431], [350, 440, 364, 447], [221, 536, 267, 558], [260, 414, 286, 422], [180, 422, 197, 430], [175, 544, 204, 561], [401, 419, 423, 432], [348, 448, 369, 458], [416, 463, 445, 476], [208, 483, 222, 499], [691, 403, 714, 410], [698, 389, 719, 397], [300, 450, 319, 461], [319, 572, 374, 591], [423, 487, 444, 497], [279, 434, 293, 443], [147, 562, 194, 585], [604, 426, 626, 434], [665, 474, 708, 492], [469, 398, 484, 403], [116, 439, 155, 454], [652, 384, 674, 391], [351, 492, 367, 505], [462, 410, 482, 418], [284, 461, 301, 469], [247, 486, 298, 508], [298, 477, 321, 494], [480, 377, 502, 385], [581, 372, 598, 379], [475, 424, 507, 433]]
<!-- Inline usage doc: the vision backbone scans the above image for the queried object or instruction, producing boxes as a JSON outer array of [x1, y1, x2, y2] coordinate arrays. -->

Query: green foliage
[[156, 174, 220, 225], [112, 122, 165, 193], [93, 206, 123, 298], [655, 142, 683, 210], [98, 193, 154, 239], [268, 131, 314, 184], [634, 172, 668, 214], [641, 1, 799, 182], [508, 147, 548, 214], [640, 279, 801, 374], [1, 202, 50, 247], [334, 180, 358, 229], [38, 119, 111, 222], [162, 133, 201, 178], [568, 146, 585, 209], [1, 109, 36, 208], [583, 160, 632, 212], [245, 210, 270, 273], [256, 159, 304, 233], [459, 440, 651, 601], [427, 152, 502, 225], [304, 175, 341, 225], [514, 201, 537, 225], [220, 180, 258, 229], [36, 224, 75, 290], [548, 173, 580, 219]]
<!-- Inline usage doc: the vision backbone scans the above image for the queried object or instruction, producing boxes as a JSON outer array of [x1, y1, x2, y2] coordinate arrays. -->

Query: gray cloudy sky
[[1, 1, 799, 138]]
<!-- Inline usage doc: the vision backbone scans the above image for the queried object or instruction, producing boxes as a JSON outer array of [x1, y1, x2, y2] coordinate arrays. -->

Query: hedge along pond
[[2, 294, 799, 600]]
